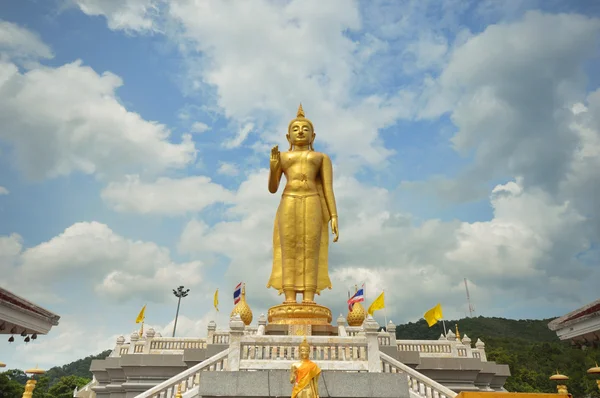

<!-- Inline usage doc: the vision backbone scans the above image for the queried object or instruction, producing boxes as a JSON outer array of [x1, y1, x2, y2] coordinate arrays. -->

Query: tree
[[0, 372, 24, 398], [47, 375, 91, 398]]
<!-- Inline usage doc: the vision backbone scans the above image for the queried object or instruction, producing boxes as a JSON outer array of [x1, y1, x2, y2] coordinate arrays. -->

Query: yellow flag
[[214, 289, 219, 312], [423, 303, 443, 327], [135, 305, 146, 324], [367, 291, 385, 316]]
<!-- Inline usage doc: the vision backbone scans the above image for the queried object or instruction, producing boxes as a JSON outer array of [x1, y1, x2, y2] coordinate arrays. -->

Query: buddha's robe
[[291, 360, 321, 398]]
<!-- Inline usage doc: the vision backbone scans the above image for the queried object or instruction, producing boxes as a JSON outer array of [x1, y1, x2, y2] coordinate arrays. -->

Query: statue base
[[267, 302, 332, 327]]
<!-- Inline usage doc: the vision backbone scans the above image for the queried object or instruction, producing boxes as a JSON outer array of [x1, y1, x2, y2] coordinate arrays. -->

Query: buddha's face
[[287, 120, 315, 147], [299, 346, 310, 360]]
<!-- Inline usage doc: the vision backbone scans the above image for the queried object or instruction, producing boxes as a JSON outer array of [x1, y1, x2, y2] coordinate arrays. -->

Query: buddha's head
[[299, 337, 311, 360], [287, 104, 315, 150]]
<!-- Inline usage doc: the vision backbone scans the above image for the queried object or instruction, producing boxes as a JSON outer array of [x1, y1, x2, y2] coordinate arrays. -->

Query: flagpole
[[441, 319, 448, 337], [139, 317, 144, 337], [382, 289, 388, 329]]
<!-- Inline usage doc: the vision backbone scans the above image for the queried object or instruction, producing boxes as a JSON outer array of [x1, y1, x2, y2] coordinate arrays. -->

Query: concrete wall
[[197, 370, 410, 398]]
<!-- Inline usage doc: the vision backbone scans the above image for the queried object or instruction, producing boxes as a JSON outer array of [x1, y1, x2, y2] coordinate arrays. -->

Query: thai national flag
[[347, 284, 365, 311], [233, 282, 242, 304]]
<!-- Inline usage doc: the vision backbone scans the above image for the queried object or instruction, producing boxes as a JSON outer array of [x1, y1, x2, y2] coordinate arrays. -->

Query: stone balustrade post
[[461, 334, 473, 358], [143, 328, 156, 354], [446, 330, 459, 357], [113, 336, 125, 357], [363, 315, 381, 373], [257, 314, 267, 336], [128, 331, 139, 354], [227, 314, 245, 371], [207, 320, 217, 344], [475, 338, 487, 361], [386, 320, 397, 345], [336, 314, 348, 337]]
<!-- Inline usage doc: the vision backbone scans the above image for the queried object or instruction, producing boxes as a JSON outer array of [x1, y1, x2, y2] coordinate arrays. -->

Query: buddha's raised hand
[[270, 145, 280, 168]]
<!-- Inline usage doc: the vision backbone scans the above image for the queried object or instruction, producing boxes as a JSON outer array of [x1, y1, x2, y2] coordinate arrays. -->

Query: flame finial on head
[[299, 336, 310, 350], [297, 103, 305, 118]]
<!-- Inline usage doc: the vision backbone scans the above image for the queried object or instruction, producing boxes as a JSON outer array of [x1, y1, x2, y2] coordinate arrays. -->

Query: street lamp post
[[172, 286, 190, 337]]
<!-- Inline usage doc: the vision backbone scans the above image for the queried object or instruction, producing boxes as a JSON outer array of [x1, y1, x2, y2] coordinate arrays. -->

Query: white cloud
[[418, 11, 600, 196], [217, 162, 239, 176], [0, 59, 196, 181], [0, 21, 53, 64], [191, 121, 210, 133], [72, 0, 163, 32], [0, 222, 204, 303], [223, 122, 253, 149], [0, 186, 8, 195], [12, 317, 116, 371], [101, 174, 234, 215]]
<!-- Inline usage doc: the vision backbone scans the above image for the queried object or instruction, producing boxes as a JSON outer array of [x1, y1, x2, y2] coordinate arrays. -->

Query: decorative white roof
[[0, 286, 60, 336], [548, 298, 600, 345]]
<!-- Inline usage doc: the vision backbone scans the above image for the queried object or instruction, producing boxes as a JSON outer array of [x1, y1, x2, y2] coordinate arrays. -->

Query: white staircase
[[132, 349, 456, 398]]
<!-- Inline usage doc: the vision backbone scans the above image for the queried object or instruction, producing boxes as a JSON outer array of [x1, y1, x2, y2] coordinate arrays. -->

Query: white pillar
[[227, 314, 245, 371], [363, 315, 381, 373]]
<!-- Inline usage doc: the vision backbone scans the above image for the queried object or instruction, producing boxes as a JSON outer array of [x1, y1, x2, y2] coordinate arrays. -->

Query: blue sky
[[0, 0, 599, 370]]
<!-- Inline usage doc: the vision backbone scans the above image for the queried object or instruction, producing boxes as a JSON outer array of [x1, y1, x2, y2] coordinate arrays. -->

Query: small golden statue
[[290, 337, 321, 398], [267, 104, 339, 305]]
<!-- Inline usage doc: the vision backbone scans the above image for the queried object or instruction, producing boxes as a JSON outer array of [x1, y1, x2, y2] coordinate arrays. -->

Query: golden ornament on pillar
[[22, 366, 45, 398], [347, 302, 367, 326], [588, 363, 600, 391], [549, 371, 569, 395], [230, 284, 253, 326]]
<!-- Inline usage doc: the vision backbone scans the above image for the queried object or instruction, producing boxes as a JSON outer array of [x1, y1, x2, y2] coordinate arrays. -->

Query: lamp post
[[23, 366, 45, 398], [172, 286, 190, 337], [588, 363, 600, 392]]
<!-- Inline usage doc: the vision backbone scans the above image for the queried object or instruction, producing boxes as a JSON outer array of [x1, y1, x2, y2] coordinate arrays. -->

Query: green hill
[[395, 317, 599, 397], [1, 317, 599, 397]]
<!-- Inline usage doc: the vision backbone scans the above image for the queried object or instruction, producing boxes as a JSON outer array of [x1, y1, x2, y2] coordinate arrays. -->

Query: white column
[[227, 314, 245, 371], [363, 315, 381, 373]]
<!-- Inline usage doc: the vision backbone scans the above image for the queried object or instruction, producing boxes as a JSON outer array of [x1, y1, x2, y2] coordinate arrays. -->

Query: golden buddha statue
[[267, 104, 339, 305], [290, 337, 321, 398]]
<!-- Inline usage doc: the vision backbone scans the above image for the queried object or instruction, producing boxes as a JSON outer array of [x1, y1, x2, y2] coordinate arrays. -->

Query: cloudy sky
[[1, 0, 599, 370]]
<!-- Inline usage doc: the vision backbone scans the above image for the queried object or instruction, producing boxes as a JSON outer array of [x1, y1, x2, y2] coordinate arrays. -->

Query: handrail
[[380, 352, 457, 398], [133, 348, 229, 398]]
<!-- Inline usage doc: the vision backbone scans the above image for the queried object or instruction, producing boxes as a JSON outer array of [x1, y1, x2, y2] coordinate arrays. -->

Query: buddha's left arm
[[320, 154, 338, 218], [313, 374, 320, 397]]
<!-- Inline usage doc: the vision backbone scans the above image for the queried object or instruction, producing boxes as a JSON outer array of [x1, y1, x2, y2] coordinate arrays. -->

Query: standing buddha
[[267, 104, 340, 305]]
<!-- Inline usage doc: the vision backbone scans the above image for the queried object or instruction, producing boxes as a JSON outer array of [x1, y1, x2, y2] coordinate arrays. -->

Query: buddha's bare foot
[[302, 291, 316, 304]]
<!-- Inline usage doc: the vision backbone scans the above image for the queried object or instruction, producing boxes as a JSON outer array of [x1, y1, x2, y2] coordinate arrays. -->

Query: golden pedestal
[[268, 302, 332, 327]]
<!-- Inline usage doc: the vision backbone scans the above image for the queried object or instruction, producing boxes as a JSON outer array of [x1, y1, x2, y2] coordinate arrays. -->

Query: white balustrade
[[133, 349, 229, 398], [237, 335, 370, 371], [380, 352, 457, 398]]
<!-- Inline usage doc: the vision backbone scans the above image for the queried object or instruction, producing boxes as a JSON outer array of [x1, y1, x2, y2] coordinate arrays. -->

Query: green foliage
[[0, 372, 24, 398], [0, 350, 110, 398], [396, 316, 600, 397], [43, 350, 111, 386], [47, 375, 91, 398]]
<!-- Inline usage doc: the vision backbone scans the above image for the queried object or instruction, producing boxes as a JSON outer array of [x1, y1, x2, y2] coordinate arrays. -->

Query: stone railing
[[211, 331, 230, 344], [133, 348, 229, 398], [113, 336, 209, 356], [396, 336, 487, 361], [237, 335, 370, 371], [110, 320, 487, 363], [380, 352, 458, 398]]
